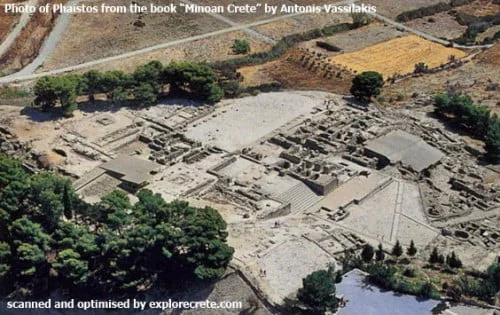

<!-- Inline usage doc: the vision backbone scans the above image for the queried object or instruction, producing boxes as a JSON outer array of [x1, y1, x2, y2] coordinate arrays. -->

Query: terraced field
[[328, 35, 468, 78]]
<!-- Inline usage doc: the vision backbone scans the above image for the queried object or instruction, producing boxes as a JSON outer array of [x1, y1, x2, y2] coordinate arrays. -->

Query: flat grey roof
[[99, 156, 160, 185], [365, 130, 444, 172], [337, 269, 439, 315]]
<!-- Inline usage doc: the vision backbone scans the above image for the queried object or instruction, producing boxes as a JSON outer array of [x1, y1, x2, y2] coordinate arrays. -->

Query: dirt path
[[0, 0, 492, 84], [367, 10, 493, 50], [0, 0, 355, 83], [180, 0, 277, 45], [14, 0, 82, 76], [0, 0, 38, 58]]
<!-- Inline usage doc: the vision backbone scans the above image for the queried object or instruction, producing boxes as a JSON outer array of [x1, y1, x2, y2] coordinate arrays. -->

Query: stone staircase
[[275, 182, 322, 213]]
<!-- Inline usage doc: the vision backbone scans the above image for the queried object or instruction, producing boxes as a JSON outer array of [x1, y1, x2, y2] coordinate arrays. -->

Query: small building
[[364, 130, 444, 173], [99, 155, 160, 192]]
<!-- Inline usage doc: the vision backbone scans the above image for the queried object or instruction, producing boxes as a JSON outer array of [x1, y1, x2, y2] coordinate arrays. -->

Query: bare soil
[[48, 30, 273, 73], [298, 22, 403, 56], [455, 0, 500, 17], [364, 0, 445, 19], [405, 12, 467, 40], [0, 0, 64, 74], [40, 0, 228, 70], [0, 7, 19, 45], [239, 49, 353, 94], [190, 0, 297, 24], [384, 45, 500, 112], [252, 12, 351, 40]]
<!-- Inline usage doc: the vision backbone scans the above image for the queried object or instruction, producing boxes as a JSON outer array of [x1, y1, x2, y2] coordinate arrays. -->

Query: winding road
[[14, 0, 82, 76], [0, 0, 494, 84], [0, 0, 38, 58], [368, 11, 494, 50]]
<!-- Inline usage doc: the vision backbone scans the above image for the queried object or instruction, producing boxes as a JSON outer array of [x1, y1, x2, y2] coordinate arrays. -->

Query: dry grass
[[0, 0, 23, 51], [252, 12, 351, 40], [328, 35, 468, 78], [405, 12, 467, 40], [364, 0, 444, 19], [0, 12, 19, 44], [477, 42, 500, 65], [455, 0, 500, 17], [238, 49, 353, 94], [41, 0, 228, 70], [47, 30, 272, 73], [0, 0, 64, 74]]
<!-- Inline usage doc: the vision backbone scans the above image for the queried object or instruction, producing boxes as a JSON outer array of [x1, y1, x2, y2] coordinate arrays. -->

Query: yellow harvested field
[[328, 35, 468, 78]]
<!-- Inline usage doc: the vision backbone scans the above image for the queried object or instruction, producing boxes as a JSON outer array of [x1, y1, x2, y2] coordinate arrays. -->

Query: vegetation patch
[[434, 93, 500, 163], [0, 155, 233, 297], [33, 61, 225, 117], [396, 0, 474, 22]]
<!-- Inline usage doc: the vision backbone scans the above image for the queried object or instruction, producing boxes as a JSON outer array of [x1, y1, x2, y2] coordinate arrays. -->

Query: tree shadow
[[18, 96, 207, 123], [19, 107, 62, 123], [77, 100, 127, 114], [425, 111, 482, 140]]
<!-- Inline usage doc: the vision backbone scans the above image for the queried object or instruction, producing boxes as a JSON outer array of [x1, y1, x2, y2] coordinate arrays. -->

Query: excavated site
[[0, 90, 498, 306]]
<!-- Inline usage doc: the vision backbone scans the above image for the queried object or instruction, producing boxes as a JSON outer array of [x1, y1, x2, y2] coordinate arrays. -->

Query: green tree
[[361, 244, 374, 263], [407, 240, 417, 257], [16, 243, 45, 276], [350, 71, 384, 101], [206, 83, 224, 104], [0, 242, 11, 278], [82, 70, 103, 102], [98, 190, 132, 230], [419, 282, 439, 299], [351, 12, 372, 27], [33, 76, 79, 116], [27, 173, 72, 232], [375, 243, 385, 262], [62, 184, 73, 220], [163, 62, 223, 103], [486, 263, 500, 291], [368, 264, 396, 289], [232, 39, 251, 54], [429, 247, 440, 264], [100, 70, 133, 98], [53, 222, 98, 259], [446, 251, 462, 269], [53, 249, 89, 285], [0, 154, 27, 190], [485, 116, 500, 163], [108, 86, 128, 104], [10, 217, 50, 251], [133, 60, 164, 90], [297, 270, 338, 314], [33, 77, 58, 110], [392, 240, 403, 258], [133, 82, 158, 106], [176, 205, 234, 279]]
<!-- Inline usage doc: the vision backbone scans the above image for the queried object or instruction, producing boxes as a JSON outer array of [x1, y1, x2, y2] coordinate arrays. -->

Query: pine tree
[[375, 243, 385, 262], [392, 240, 403, 258], [62, 184, 73, 220], [407, 240, 417, 257], [429, 247, 440, 264], [438, 254, 446, 265], [447, 251, 463, 269], [361, 244, 375, 263]]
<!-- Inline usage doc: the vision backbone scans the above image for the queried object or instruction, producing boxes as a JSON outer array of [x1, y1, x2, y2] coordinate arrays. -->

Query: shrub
[[419, 282, 440, 299], [403, 268, 417, 278], [316, 41, 341, 52], [232, 39, 251, 55], [361, 244, 375, 263], [350, 71, 384, 101]]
